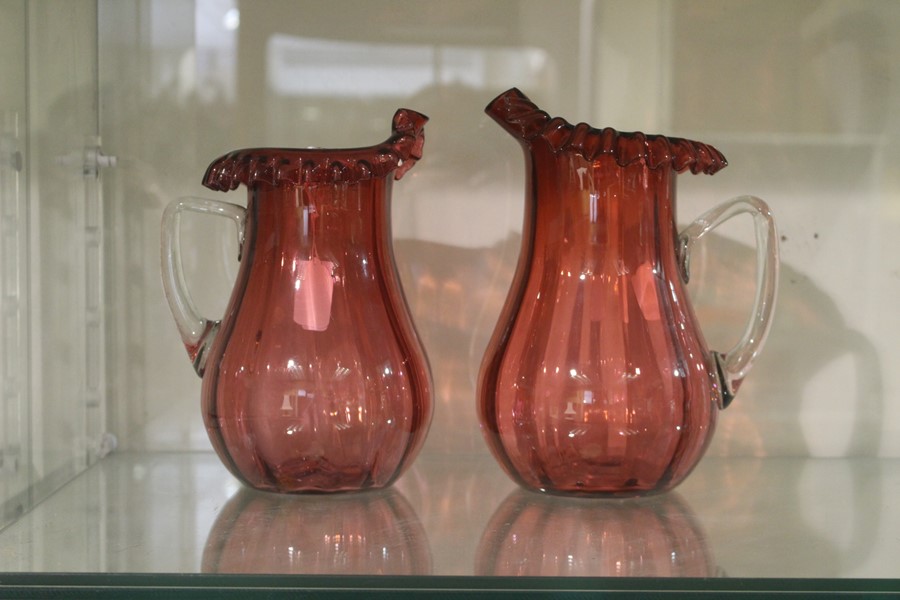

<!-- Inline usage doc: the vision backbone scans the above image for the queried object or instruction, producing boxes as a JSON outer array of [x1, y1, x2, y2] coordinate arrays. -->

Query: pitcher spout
[[485, 87, 553, 145], [485, 88, 728, 175], [389, 109, 428, 180]]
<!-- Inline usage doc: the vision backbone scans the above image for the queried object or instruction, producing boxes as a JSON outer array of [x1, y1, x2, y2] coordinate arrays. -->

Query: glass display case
[[0, 0, 898, 595]]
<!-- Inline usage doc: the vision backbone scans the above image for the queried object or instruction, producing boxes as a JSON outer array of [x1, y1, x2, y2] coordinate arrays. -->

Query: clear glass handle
[[160, 196, 246, 376], [678, 195, 779, 408]]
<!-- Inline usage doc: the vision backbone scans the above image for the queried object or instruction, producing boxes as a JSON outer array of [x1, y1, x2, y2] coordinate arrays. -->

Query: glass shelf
[[0, 450, 897, 595]]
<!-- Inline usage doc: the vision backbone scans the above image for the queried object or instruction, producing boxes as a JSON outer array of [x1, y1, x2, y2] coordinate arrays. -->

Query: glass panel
[[0, 0, 30, 524], [25, 0, 108, 510]]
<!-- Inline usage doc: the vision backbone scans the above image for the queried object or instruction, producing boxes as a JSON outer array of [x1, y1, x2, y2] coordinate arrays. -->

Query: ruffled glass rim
[[202, 109, 428, 191], [486, 88, 726, 175]]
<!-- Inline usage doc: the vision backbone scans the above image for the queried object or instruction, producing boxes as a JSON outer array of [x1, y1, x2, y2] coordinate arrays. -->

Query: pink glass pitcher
[[162, 109, 433, 493], [478, 89, 779, 496]]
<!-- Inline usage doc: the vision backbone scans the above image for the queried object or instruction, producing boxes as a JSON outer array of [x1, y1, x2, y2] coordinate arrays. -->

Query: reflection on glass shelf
[[203, 487, 431, 574], [0, 451, 896, 579], [476, 491, 715, 577]]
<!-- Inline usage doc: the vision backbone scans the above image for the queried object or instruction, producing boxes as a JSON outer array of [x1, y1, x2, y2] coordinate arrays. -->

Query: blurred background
[[0, 0, 898, 577]]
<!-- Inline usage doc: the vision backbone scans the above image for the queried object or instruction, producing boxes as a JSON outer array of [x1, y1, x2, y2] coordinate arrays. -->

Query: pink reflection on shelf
[[476, 490, 715, 577], [203, 488, 431, 574]]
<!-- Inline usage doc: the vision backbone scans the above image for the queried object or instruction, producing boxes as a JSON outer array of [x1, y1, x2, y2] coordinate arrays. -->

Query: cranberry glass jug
[[478, 89, 778, 496], [162, 109, 433, 493]]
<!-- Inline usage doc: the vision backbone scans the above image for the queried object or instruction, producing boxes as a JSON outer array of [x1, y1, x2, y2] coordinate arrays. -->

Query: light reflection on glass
[[203, 487, 431, 575], [476, 490, 715, 577]]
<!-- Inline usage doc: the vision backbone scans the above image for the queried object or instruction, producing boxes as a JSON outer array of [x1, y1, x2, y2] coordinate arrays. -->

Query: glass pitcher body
[[162, 110, 433, 493], [478, 89, 778, 496]]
